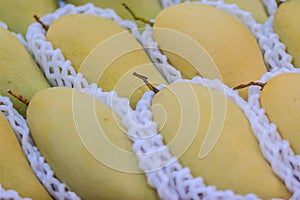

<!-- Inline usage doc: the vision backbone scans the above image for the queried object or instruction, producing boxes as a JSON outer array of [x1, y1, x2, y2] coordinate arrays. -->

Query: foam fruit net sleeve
[[1, 0, 300, 199]]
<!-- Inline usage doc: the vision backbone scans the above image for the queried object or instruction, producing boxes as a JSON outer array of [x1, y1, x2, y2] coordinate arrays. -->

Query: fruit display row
[[1, 0, 300, 199]]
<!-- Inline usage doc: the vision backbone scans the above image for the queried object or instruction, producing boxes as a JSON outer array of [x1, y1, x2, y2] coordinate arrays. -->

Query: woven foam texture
[[0, 183, 30, 200], [2, 0, 300, 199]]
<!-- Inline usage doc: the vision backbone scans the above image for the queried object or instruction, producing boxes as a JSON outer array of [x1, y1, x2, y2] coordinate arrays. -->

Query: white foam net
[[0, 183, 30, 200], [1, 0, 300, 199]]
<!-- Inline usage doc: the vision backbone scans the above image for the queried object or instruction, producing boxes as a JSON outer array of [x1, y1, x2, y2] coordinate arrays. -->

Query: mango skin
[[260, 73, 300, 154], [274, 0, 300, 68], [0, 0, 57, 36], [27, 87, 158, 200], [0, 113, 52, 200], [65, 0, 162, 28], [46, 14, 167, 108], [153, 3, 267, 99], [0, 26, 50, 117], [151, 82, 290, 199]]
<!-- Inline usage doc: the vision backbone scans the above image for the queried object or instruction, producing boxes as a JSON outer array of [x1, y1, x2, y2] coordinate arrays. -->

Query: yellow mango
[[260, 73, 300, 154], [153, 3, 267, 99], [0, 112, 52, 199], [46, 14, 120, 70], [46, 14, 167, 108], [27, 87, 158, 199], [151, 82, 290, 199], [224, 0, 268, 23], [274, 0, 300, 68]]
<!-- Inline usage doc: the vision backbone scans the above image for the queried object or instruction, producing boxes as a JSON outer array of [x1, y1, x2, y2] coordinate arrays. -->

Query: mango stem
[[8, 90, 30, 106], [34, 15, 49, 31], [122, 3, 154, 26], [233, 81, 266, 91], [277, 0, 287, 7], [133, 72, 159, 94]]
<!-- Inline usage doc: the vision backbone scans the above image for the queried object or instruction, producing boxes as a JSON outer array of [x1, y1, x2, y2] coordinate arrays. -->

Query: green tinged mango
[[0, 27, 50, 117], [0, 0, 58, 36]]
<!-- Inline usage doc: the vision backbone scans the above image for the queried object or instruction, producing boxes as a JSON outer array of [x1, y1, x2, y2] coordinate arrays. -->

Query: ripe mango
[[26, 87, 158, 199], [224, 0, 268, 23], [273, 0, 300, 68], [0, 112, 52, 199], [260, 73, 300, 154], [46, 14, 167, 108], [153, 3, 267, 99], [151, 82, 290, 199]]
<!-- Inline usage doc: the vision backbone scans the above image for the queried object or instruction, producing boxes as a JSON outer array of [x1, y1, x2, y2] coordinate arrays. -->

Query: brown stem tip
[[277, 0, 283, 7], [8, 90, 30, 106], [122, 3, 154, 26], [233, 81, 266, 91], [34, 14, 49, 31], [133, 72, 159, 94]]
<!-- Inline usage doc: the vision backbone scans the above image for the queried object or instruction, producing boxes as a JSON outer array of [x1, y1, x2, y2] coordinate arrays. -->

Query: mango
[[273, 0, 300, 68], [0, 0, 57, 36], [260, 73, 300, 154], [46, 14, 167, 108], [224, 0, 268, 23], [151, 82, 290, 199], [0, 112, 52, 199], [153, 3, 267, 99], [0, 26, 50, 117], [26, 87, 158, 199]]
